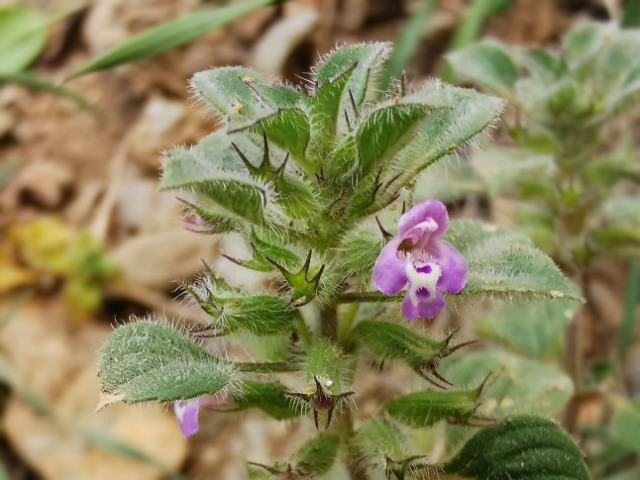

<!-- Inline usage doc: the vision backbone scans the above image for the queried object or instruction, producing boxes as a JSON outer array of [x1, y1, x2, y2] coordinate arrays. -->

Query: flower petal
[[401, 289, 445, 320], [373, 238, 408, 294], [174, 399, 200, 438], [435, 241, 467, 294], [398, 199, 449, 238]]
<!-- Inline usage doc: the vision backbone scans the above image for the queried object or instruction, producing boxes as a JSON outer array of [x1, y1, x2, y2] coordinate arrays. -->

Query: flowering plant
[[97, 43, 588, 479], [441, 22, 640, 478]]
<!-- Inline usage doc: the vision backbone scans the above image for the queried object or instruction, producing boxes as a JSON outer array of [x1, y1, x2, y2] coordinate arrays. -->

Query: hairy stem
[[338, 291, 402, 304], [321, 304, 339, 340]]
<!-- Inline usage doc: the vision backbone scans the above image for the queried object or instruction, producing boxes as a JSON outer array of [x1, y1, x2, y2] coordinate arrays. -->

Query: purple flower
[[373, 199, 467, 320], [173, 399, 200, 438]]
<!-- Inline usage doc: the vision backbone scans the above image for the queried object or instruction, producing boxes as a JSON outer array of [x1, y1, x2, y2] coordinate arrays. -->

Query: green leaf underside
[[472, 147, 554, 196], [356, 320, 442, 368], [98, 321, 232, 403], [445, 220, 582, 301], [446, 42, 519, 93], [383, 82, 504, 194], [355, 418, 406, 467], [613, 399, 640, 453], [161, 134, 270, 226], [70, 0, 278, 77], [335, 231, 384, 280], [442, 352, 573, 419], [476, 299, 577, 358], [445, 416, 591, 480], [309, 64, 357, 154], [193, 67, 307, 134], [356, 103, 430, 176], [0, 6, 47, 74], [315, 43, 389, 105], [232, 381, 299, 420], [294, 434, 340, 476], [221, 295, 297, 335], [258, 109, 310, 159], [386, 386, 483, 427]]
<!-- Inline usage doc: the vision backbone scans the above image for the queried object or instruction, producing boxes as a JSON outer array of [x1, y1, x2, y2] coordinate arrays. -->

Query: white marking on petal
[[405, 259, 442, 307], [173, 400, 187, 423]]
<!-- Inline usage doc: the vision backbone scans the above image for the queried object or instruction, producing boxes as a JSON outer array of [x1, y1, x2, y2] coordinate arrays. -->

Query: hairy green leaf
[[187, 274, 297, 335], [603, 197, 640, 226], [380, 81, 503, 200], [562, 22, 604, 70], [232, 380, 299, 420], [472, 147, 554, 196], [294, 433, 340, 476], [414, 155, 485, 203], [333, 230, 383, 282], [356, 103, 430, 176], [354, 418, 407, 469], [614, 399, 640, 453], [70, 0, 279, 77], [192, 66, 310, 159], [444, 416, 591, 480], [476, 299, 577, 358], [98, 320, 234, 405], [355, 320, 445, 372], [445, 219, 582, 301], [446, 41, 519, 93], [520, 48, 560, 84], [315, 42, 391, 105], [162, 131, 282, 227], [386, 383, 485, 428], [443, 352, 573, 418], [308, 64, 357, 158]]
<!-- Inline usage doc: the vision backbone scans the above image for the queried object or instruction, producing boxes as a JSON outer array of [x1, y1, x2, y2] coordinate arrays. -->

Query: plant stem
[[296, 312, 314, 345], [339, 303, 361, 342], [338, 291, 402, 304], [618, 262, 640, 364], [321, 304, 338, 340], [235, 361, 301, 373]]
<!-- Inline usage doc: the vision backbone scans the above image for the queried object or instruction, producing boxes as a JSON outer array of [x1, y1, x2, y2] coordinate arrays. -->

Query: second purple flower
[[373, 199, 468, 320]]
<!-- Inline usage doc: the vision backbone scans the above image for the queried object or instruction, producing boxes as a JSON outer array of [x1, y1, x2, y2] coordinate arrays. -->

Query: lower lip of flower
[[406, 260, 442, 307]]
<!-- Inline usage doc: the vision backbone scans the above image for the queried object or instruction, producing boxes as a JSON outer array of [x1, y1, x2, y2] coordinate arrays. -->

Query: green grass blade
[[69, 0, 281, 79], [618, 262, 640, 363], [0, 5, 47, 74], [381, 0, 438, 90], [0, 71, 101, 115]]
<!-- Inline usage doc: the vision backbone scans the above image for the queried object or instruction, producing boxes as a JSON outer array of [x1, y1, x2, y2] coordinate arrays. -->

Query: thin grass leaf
[[69, 0, 281, 78], [0, 4, 85, 74], [0, 6, 47, 74], [0, 72, 101, 115], [619, 262, 640, 363], [380, 0, 438, 90]]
